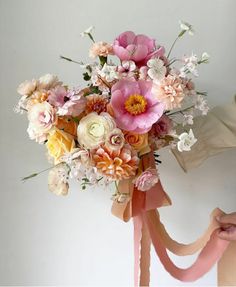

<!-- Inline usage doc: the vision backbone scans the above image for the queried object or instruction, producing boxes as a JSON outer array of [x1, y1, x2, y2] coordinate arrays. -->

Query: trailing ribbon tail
[[143, 211, 229, 282]]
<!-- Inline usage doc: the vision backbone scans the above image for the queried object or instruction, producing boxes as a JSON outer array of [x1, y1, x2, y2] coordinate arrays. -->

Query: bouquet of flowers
[[16, 22, 236, 287], [15, 21, 210, 199]]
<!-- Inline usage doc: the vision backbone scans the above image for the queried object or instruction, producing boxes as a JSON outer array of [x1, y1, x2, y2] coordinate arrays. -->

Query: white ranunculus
[[38, 74, 61, 90], [77, 112, 116, 149], [147, 58, 167, 82], [177, 129, 197, 152], [17, 79, 37, 96]]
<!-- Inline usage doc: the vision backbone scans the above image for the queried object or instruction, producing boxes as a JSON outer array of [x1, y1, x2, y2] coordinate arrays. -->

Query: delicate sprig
[[80, 26, 95, 43], [21, 163, 64, 182], [167, 21, 194, 59]]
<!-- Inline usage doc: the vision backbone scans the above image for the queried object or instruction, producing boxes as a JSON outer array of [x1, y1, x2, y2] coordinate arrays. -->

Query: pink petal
[[113, 45, 131, 61], [137, 80, 152, 96], [134, 35, 155, 51], [126, 44, 148, 62], [112, 79, 140, 97], [115, 113, 137, 131], [117, 31, 136, 47], [111, 90, 126, 113]]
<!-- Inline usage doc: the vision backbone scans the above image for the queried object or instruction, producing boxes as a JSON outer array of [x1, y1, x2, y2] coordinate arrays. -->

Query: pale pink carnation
[[133, 168, 159, 192], [153, 75, 186, 110], [89, 42, 114, 58]]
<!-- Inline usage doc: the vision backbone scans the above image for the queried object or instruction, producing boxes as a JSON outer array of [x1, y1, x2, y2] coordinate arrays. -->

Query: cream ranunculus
[[77, 112, 116, 149], [17, 79, 37, 96]]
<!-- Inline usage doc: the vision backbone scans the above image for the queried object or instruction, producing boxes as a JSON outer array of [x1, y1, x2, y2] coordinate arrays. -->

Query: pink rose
[[133, 168, 159, 192], [152, 115, 172, 137], [113, 31, 165, 67]]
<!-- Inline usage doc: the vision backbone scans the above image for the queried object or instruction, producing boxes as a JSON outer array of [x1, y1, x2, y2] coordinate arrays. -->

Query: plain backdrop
[[0, 0, 236, 286]]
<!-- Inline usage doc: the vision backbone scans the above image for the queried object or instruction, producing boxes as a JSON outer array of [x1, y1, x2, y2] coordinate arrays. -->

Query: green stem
[[60, 55, 84, 65], [167, 36, 179, 59], [167, 105, 194, 116], [21, 163, 62, 182]]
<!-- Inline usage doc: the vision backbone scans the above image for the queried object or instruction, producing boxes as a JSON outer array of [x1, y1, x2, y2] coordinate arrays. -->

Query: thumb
[[216, 213, 236, 225]]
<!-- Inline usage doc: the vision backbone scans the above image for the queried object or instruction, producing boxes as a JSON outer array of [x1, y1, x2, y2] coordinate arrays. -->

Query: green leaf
[[99, 56, 107, 67], [21, 173, 38, 182], [178, 30, 186, 38], [83, 72, 91, 81]]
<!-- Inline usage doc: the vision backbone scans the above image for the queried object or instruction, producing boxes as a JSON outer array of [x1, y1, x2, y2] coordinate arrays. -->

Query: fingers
[[216, 212, 236, 225], [218, 226, 236, 241]]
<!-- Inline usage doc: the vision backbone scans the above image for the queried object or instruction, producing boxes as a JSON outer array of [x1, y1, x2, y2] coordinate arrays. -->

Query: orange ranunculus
[[46, 128, 75, 164], [56, 117, 78, 137], [124, 131, 151, 155]]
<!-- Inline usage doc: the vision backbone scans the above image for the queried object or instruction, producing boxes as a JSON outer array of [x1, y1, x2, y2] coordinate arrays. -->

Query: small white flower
[[121, 60, 136, 72], [183, 114, 194, 126], [80, 26, 95, 37], [179, 20, 194, 35], [195, 95, 209, 115], [200, 52, 210, 63], [14, 95, 28, 114], [147, 58, 167, 82], [180, 53, 199, 77], [99, 63, 119, 82], [177, 129, 197, 152]]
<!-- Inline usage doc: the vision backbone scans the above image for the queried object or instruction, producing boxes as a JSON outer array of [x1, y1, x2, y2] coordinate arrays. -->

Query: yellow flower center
[[124, 94, 147, 115]]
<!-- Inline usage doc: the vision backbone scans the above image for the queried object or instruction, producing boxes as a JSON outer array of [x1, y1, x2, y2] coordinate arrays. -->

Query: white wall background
[[0, 0, 236, 286]]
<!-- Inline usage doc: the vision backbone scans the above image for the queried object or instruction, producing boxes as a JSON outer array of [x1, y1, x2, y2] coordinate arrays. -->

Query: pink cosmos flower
[[57, 89, 86, 117], [111, 79, 164, 134], [48, 86, 67, 107], [133, 168, 159, 192], [113, 31, 165, 67]]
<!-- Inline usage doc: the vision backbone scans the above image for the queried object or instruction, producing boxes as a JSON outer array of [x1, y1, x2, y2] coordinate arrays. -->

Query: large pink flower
[[113, 31, 165, 66], [111, 79, 164, 134]]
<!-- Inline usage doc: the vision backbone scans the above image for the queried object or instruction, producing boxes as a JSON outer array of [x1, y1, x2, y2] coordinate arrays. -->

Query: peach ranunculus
[[46, 128, 75, 164], [48, 164, 69, 196], [89, 42, 114, 58], [124, 131, 151, 155]]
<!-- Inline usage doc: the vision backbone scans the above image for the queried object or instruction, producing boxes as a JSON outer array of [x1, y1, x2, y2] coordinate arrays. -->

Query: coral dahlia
[[92, 144, 139, 180]]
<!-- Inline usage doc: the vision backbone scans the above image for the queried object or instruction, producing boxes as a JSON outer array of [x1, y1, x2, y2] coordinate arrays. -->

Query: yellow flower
[[124, 131, 151, 156], [46, 128, 75, 164]]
